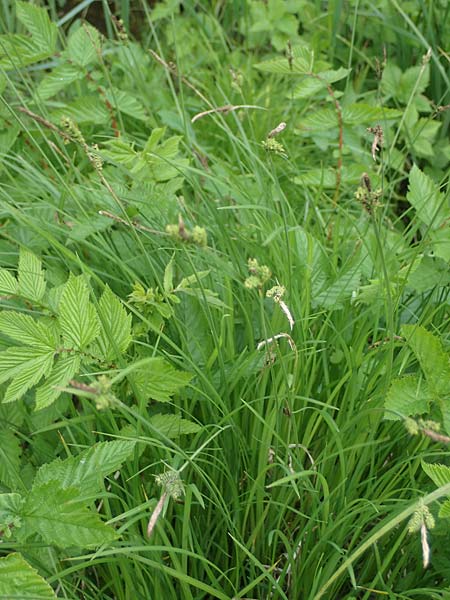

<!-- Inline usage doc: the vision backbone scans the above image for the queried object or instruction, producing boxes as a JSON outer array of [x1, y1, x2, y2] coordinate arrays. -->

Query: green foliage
[[0, 553, 57, 599], [385, 326, 450, 432], [1, 0, 450, 598]]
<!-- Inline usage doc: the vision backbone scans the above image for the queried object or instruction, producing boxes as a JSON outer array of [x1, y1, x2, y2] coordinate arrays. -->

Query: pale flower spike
[[268, 122, 287, 138], [421, 522, 430, 568]]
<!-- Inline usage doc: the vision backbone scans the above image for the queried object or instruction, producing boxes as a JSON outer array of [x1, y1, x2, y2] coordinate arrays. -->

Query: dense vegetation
[[0, 1, 450, 598]]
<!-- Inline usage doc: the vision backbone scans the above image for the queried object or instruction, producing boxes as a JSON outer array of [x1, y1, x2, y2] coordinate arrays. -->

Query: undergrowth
[[0, 1, 450, 598]]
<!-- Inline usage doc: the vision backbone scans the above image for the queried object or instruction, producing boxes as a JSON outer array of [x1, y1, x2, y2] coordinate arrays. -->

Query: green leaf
[[429, 227, 450, 262], [342, 104, 402, 124], [384, 375, 431, 420], [18, 249, 46, 302], [255, 46, 314, 74], [149, 413, 201, 438], [381, 62, 402, 98], [401, 325, 450, 397], [4, 350, 54, 403], [35, 353, 80, 410], [130, 358, 192, 403], [66, 23, 101, 67], [163, 256, 175, 293], [59, 274, 100, 350], [105, 89, 148, 121], [0, 553, 57, 600], [33, 440, 136, 496], [399, 64, 430, 103], [95, 286, 132, 361], [438, 499, 450, 518], [314, 267, 361, 309], [0, 429, 21, 489], [0, 311, 57, 349], [291, 68, 350, 98], [21, 483, 117, 548], [407, 164, 448, 229], [16, 1, 57, 53], [422, 460, 450, 488], [101, 139, 137, 168], [36, 62, 84, 101], [0, 34, 49, 69], [0, 269, 18, 295], [50, 97, 110, 125]]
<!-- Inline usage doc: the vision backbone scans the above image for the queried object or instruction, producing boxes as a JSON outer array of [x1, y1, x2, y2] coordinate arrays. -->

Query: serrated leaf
[[0, 269, 18, 295], [342, 104, 402, 124], [401, 325, 450, 397], [314, 267, 361, 309], [4, 350, 54, 403], [384, 374, 431, 420], [407, 164, 448, 228], [35, 353, 80, 410], [0, 553, 57, 600], [50, 97, 110, 125], [101, 139, 137, 168], [33, 440, 136, 496], [0, 429, 21, 489], [105, 89, 148, 121], [0, 34, 49, 69], [438, 499, 450, 518], [18, 249, 46, 302], [16, 1, 57, 53], [21, 483, 117, 548], [0, 346, 53, 383], [422, 461, 450, 488], [36, 62, 84, 101], [66, 23, 101, 67], [149, 413, 201, 438], [298, 108, 337, 131], [59, 274, 100, 350], [131, 358, 192, 403], [95, 286, 132, 361], [255, 46, 313, 74], [0, 311, 57, 349], [430, 227, 450, 262]]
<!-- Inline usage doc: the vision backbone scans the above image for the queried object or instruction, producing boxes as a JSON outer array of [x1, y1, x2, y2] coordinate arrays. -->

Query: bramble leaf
[[21, 483, 117, 548], [18, 249, 46, 302], [0, 553, 57, 600], [95, 286, 132, 361], [59, 274, 100, 350], [33, 440, 136, 496]]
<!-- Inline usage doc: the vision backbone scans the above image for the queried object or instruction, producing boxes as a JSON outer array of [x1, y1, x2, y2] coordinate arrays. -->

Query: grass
[[0, 1, 450, 598]]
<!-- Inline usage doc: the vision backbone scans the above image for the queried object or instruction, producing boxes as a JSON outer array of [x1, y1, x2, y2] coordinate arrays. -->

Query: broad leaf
[[401, 325, 450, 397], [66, 23, 101, 67], [95, 286, 132, 361], [0, 345, 54, 390], [18, 249, 46, 302], [59, 274, 100, 350], [21, 483, 117, 548], [0, 311, 57, 349], [0, 553, 57, 600], [0, 429, 21, 489], [422, 461, 450, 488], [16, 1, 57, 53], [384, 374, 431, 420], [36, 62, 84, 101], [149, 413, 201, 438], [35, 353, 80, 410], [130, 358, 192, 403], [407, 165, 448, 228], [0, 269, 18, 295], [33, 440, 136, 496], [3, 350, 54, 403]]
